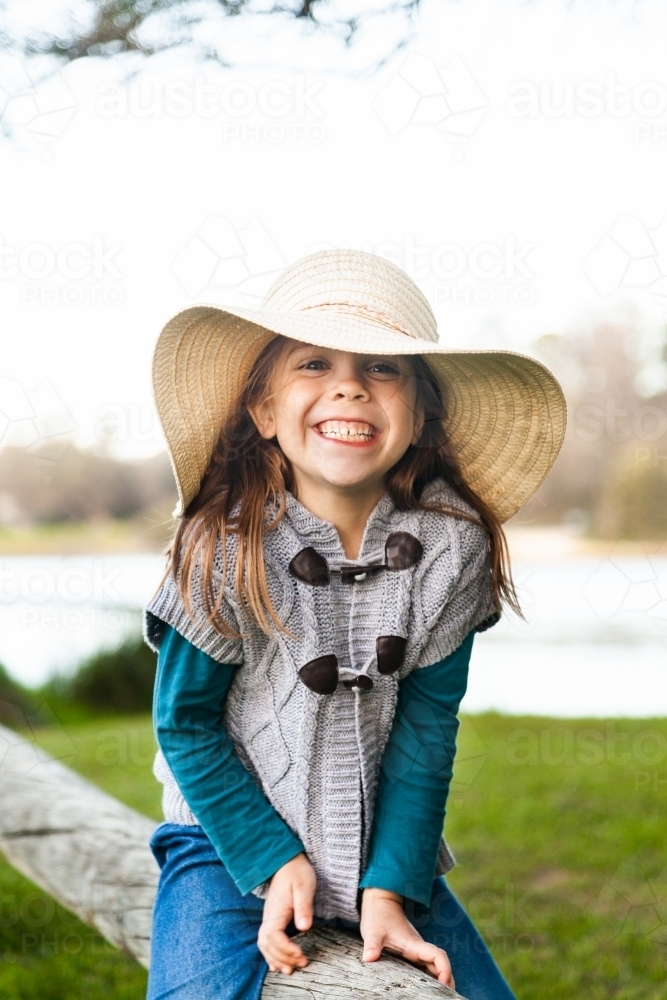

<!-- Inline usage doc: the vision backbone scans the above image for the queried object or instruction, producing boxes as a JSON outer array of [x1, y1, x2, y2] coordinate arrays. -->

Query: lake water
[[0, 552, 665, 717]]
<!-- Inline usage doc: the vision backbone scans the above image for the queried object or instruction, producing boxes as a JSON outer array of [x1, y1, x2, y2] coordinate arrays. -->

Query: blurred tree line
[[519, 316, 667, 539], [2, 0, 417, 72], [0, 446, 176, 526], [0, 636, 157, 729]]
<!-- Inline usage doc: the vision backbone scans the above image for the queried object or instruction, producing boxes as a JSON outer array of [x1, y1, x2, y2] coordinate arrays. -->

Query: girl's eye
[[299, 359, 329, 371], [368, 362, 400, 376]]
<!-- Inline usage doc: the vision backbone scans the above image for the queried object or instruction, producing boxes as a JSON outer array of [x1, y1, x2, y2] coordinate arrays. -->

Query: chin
[[320, 475, 381, 491]]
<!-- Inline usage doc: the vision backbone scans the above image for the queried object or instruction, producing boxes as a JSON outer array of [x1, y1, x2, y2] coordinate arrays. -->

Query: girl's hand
[[360, 888, 455, 989], [258, 853, 316, 975]]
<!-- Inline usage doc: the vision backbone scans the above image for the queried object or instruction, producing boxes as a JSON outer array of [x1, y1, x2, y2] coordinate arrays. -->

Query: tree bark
[[263, 925, 464, 997], [0, 721, 159, 966], [0, 723, 464, 997]]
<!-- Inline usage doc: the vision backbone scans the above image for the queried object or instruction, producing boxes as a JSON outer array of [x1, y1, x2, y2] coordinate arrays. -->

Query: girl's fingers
[[361, 931, 386, 963], [259, 858, 316, 974], [292, 882, 314, 931], [380, 933, 449, 980], [405, 941, 453, 986], [259, 919, 308, 973], [268, 959, 299, 975], [262, 929, 306, 964]]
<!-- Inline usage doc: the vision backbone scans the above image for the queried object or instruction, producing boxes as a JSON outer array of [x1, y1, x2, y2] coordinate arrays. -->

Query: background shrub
[[65, 637, 157, 714], [38, 637, 158, 718], [0, 663, 39, 728]]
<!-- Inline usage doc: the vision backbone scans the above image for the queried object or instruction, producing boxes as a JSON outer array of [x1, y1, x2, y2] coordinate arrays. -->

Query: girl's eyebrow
[[286, 344, 321, 359], [286, 344, 403, 364]]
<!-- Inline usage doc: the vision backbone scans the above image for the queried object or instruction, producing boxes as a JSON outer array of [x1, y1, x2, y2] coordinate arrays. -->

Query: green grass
[[446, 714, 667, 999], [1, 713, 666, 999], [0, 716, 159, 1000]]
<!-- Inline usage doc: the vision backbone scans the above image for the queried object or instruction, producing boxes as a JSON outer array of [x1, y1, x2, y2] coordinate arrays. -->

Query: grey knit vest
[[143, 478, 500, 922]]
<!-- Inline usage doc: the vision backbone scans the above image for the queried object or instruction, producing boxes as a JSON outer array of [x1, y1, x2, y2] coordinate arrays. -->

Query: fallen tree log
[[0, 720, 159, 965], [263, 925, 464, 997], [0, 722, 464, 997]]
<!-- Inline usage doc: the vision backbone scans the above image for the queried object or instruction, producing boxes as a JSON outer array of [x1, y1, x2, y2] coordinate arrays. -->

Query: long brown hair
[[166, 335, 524, 638]]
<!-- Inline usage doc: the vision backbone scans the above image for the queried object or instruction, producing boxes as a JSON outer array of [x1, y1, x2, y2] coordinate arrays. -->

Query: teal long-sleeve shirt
[[153, 623, 474, 907]]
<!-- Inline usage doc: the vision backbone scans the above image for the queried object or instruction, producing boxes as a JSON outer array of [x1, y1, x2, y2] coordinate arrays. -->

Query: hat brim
[[151, 303, 567, 523]]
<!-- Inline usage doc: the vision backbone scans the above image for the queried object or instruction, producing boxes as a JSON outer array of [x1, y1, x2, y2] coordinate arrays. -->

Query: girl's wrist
[[361, 887, 404, 905]]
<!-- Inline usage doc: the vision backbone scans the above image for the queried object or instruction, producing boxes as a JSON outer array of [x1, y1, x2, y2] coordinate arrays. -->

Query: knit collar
[[281, 488, 399, 563]]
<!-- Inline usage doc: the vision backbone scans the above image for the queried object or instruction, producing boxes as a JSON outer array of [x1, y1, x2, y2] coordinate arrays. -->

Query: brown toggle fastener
[[376, 635, 407, 675], [298, 654, 339, 694], [297, 657, 377, 694], [289, 532, 423, 587], [384, 531, 423, 571], [343, 675, 374, 692], [339, 562, 385, 584], [288, 547, 330, 586]]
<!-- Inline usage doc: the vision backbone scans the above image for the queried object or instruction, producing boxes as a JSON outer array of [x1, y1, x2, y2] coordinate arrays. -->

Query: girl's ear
[[247, 398, 277, 440]]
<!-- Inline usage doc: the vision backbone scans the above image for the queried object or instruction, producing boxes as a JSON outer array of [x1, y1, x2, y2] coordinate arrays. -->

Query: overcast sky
[[2, 0, 667, 461]]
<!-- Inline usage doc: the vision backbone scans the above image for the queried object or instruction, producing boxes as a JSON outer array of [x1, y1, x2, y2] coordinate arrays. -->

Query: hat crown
[[261, 248, 439, 344]]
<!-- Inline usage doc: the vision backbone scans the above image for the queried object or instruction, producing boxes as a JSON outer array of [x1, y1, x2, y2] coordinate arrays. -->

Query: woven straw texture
[[151, 248, 567, 521]]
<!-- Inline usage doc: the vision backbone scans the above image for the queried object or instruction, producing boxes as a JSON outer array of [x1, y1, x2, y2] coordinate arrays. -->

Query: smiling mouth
[[315, 420, 377, 442]]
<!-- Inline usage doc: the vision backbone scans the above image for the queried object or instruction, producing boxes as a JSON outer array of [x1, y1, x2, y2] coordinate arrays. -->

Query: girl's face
[[248, 339, 424, 496]]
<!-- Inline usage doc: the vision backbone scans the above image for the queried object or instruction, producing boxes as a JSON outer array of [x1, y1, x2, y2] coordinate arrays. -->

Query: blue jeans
[[147, 823, 516, 1000]]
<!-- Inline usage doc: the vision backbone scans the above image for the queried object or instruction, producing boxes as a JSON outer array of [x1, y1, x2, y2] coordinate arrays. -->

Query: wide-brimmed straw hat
[[151, 248, 566, 522]]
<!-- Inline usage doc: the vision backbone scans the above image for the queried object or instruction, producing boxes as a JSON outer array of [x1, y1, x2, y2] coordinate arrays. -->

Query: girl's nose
[[328, 377, 370, 402]]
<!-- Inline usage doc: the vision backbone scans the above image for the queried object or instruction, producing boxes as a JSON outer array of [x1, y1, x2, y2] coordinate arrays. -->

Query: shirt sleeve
[[359, 628, 474, 907], [153, 622, 305, 896]]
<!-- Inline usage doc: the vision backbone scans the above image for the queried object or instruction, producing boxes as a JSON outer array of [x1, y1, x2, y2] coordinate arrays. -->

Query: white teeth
[[318, 420, 375, 441]]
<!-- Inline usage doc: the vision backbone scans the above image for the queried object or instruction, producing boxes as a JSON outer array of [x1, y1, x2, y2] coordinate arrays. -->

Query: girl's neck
[[291, 476, 386, 560]]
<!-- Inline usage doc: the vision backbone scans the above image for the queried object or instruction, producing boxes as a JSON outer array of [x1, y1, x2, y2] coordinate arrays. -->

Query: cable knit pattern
[[143, 478, 500, 922]]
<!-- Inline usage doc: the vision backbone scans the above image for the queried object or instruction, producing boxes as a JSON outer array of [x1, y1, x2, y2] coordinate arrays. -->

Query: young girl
[[143, 248, 566, 1000]]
